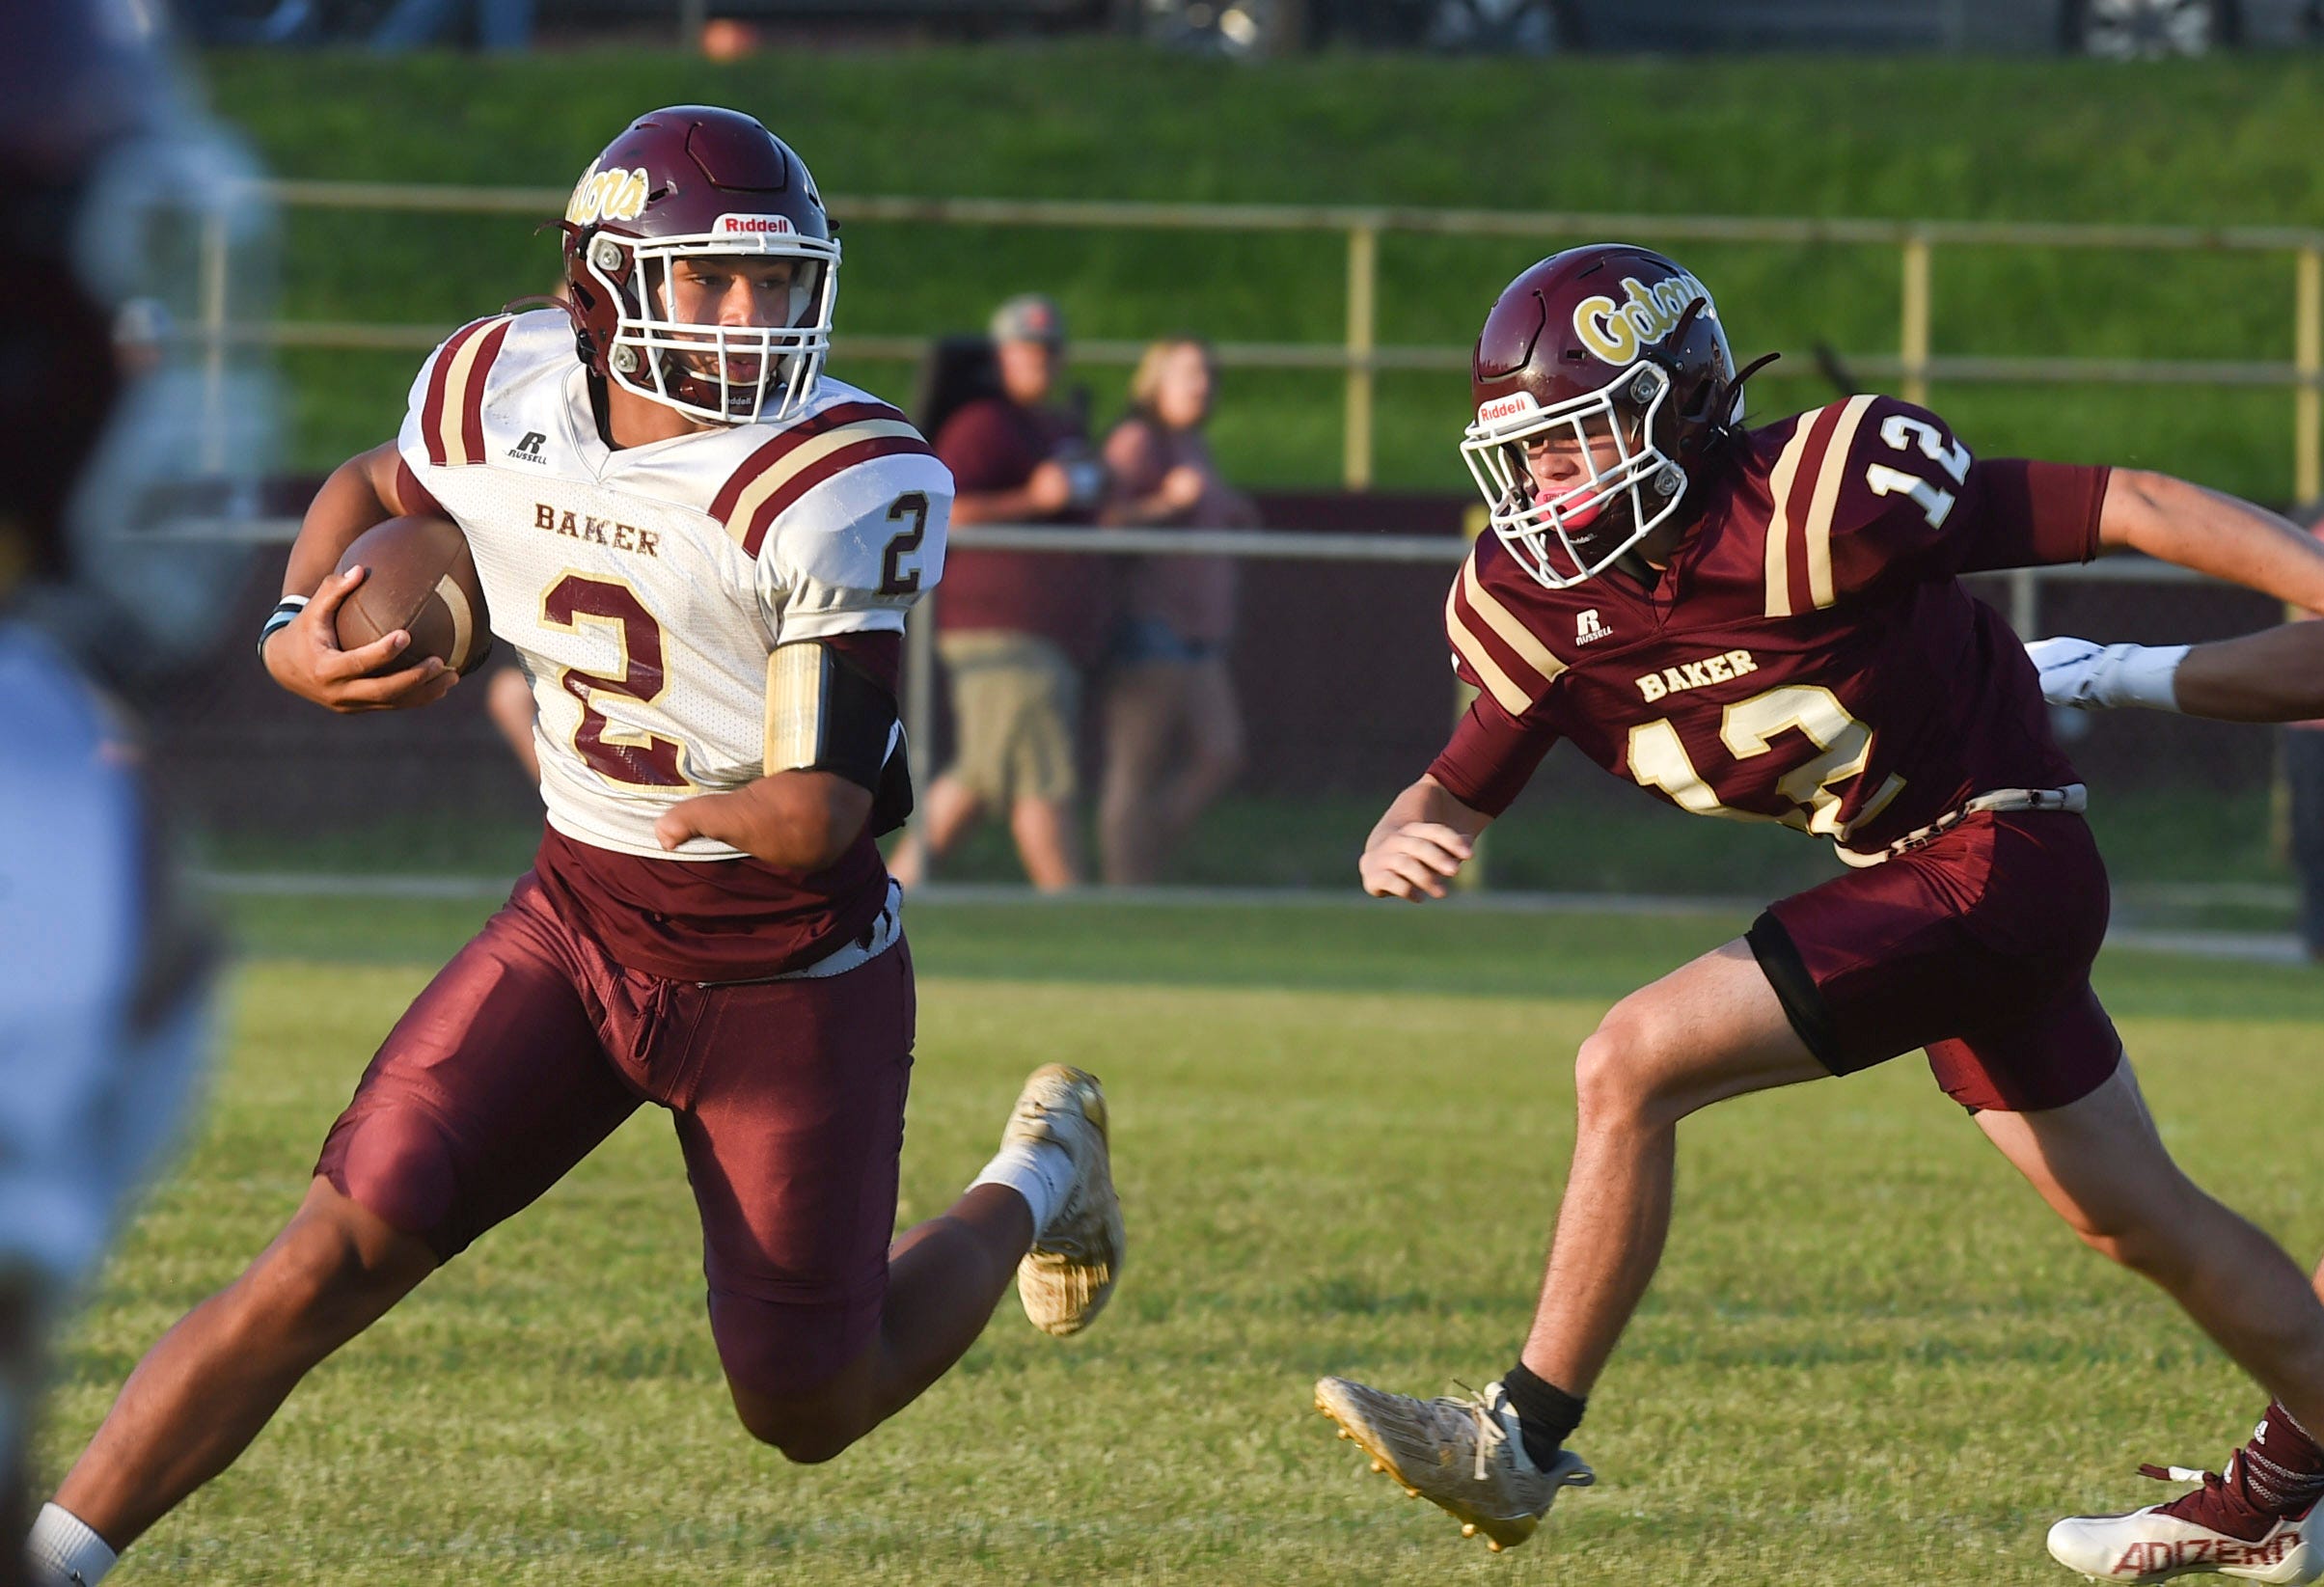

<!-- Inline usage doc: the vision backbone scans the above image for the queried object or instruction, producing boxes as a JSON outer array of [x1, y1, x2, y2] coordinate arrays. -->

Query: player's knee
[[246, 1208, 417, 1340], [1573, 1006, 1670, 1124], [710, 1289, 875, 1461], [732, 1401, 861, 1464], [2064, 1205, 2185, 1280]]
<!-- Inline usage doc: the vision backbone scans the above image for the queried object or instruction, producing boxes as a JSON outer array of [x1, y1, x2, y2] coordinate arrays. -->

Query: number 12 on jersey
[[1627, 683, 1903, 837]]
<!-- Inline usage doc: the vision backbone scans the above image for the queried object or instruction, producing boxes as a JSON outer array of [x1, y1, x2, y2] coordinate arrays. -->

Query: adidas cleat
[[1001, 1064, 1124, 1337], [1315, 1375, 1593, 1551], [2049, 1463, 2324, 1583]]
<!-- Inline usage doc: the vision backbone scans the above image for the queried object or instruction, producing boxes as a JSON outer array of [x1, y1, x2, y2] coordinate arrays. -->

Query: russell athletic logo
[[507, 431, 547, 463], [1575, 609, 1613, 646]]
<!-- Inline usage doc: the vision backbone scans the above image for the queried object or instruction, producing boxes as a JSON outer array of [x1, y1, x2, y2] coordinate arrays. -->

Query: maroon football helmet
[[562, 106, 838, 425], [1461, 245, 1748, 588]]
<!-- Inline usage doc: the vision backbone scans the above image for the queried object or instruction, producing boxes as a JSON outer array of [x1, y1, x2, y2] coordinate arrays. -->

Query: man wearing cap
[[890, 294, 1109, 890]]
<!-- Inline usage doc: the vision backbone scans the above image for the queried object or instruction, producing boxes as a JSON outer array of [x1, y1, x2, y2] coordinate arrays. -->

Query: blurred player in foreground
[[26, 106, 1123, 1587], [2026, 603, 2324, 1581], [1312, 243, 2324, 1581], [2, 3, 277, 1584]]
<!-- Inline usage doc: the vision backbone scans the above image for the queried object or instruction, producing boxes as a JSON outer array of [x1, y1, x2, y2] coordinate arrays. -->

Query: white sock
[[969, 1139, 1077, 1239], [27, 1503, 116, 1587]]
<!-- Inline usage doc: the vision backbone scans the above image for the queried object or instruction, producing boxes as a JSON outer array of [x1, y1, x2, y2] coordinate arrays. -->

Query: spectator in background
[[1096, 339, 1252, 885], [889, 295, 1108, 891]]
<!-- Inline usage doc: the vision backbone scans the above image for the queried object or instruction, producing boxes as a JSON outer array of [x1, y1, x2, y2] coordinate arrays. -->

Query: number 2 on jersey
[[541, 572, 690, 787], [880, 491, 928, 596]]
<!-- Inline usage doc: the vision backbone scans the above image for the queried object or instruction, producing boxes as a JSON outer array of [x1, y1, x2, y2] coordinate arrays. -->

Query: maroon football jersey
[[1428, 395, 2109, 860]]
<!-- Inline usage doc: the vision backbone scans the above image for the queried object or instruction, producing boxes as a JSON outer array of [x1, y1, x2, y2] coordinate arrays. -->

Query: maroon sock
[[2236, 1402, 2324, 1517]]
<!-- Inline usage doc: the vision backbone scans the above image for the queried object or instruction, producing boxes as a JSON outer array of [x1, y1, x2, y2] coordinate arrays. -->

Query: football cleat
[[2048, 1462, 2324, 1583], [1002, 1064, 1123, 1337], [1314, 1376, 1594, 1551]]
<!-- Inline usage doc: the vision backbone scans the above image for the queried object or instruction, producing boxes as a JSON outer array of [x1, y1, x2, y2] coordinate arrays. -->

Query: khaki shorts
[[938, 630, 1081, 807]]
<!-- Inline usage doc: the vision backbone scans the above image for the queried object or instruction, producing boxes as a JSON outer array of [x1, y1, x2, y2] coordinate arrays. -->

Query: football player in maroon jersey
[[2026, 613, 2324, 1580], [1313, 244, 2324, 1579]]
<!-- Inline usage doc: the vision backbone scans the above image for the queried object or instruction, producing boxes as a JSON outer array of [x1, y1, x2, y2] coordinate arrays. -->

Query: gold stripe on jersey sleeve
[[1443, 574, 1536, 718], [1763, 414, 1818, 618], [723, 419, 927, 551], [434, 324, 496, 468], [763, 642, 829, 772], [1461, 556, 1568, 689], [1801, 394, 1877, 611]]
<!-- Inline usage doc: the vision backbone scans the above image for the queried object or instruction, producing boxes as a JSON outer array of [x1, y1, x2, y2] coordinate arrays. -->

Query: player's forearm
[[657, 772, 873, 871], [1366, 775, 1492, 852], [2100, 469, 2324, 610], [2173, 625, 2324, 721], [282, 444, 402, 597]]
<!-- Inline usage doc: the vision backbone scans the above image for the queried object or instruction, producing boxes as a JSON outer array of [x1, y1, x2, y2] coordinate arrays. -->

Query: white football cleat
[[2048, 1464, 2324, 1583], [1002, 1064, 1123, 1337], [1314, 1376, 1594, 1551]]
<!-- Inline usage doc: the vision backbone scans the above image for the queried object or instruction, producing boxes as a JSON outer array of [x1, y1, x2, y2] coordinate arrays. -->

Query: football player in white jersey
[[26, 107, 1124, 1587], [5, 4, 278, 1584]]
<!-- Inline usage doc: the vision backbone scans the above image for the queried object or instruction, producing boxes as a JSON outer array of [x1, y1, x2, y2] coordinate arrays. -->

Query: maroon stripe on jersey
[[709, 399, 915, 523], [1782, 402, 1852, 617], [456, 318, 514, 466], [419, 317, 495, 469], [739, 433, 938, 558], [393, 456, 447, 520]]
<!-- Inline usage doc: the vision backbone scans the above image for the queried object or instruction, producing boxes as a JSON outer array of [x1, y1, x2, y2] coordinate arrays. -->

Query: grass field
[[40, 892, 2324, 1583], [207, 46, 2324, 499]]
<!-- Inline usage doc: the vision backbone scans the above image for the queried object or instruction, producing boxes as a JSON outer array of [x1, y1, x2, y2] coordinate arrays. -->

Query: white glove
[[2024, 635, 2189, 713]]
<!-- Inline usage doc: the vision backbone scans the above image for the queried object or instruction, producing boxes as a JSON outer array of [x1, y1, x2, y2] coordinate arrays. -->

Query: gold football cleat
[[1000, 1064, 1124, 1336]]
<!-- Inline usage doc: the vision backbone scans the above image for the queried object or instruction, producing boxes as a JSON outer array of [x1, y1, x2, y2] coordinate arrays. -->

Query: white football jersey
[[0, 626, 209, 1288], [397, 311, 951, 861]]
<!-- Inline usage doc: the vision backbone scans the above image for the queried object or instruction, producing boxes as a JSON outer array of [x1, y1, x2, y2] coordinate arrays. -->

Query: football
[[331, 514, 492, 676]]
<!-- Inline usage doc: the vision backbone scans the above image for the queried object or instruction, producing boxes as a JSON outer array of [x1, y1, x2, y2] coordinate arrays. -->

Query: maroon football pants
[[314, 873, 914, 1399], [1750, 809, 2122, 1112]]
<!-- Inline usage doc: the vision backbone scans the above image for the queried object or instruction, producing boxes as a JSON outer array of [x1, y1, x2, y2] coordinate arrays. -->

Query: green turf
[[192, 778, 2293, 917], [206, 46, 2324, 499], [41, 895, 2324, 1583]]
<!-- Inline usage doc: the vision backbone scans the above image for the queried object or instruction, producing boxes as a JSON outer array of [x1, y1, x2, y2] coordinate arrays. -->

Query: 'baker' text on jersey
[[1637, 649, 1758, 702], [534, 503, 661, 558]]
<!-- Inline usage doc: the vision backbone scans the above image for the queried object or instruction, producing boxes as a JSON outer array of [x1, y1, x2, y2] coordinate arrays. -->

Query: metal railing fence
[[222, 180, 2324, 499]]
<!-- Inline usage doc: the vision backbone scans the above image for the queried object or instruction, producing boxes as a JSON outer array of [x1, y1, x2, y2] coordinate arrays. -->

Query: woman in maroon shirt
[[1096, 339, 1254, 884]]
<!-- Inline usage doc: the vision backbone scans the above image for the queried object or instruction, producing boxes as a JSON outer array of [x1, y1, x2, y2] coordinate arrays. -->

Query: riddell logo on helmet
[[1572, 272, 1717, 368], [1475, 392, 1542, 424], [713, 214, 796, 236], [566, 163, 650, 226]]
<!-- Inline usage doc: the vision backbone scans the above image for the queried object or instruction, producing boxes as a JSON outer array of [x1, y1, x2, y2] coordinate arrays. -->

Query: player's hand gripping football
[[261, 564, 458, 714], [1359, 822, 1474, 901]]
